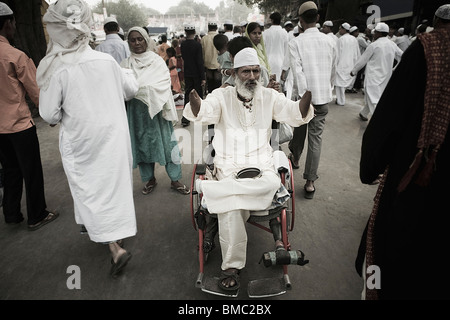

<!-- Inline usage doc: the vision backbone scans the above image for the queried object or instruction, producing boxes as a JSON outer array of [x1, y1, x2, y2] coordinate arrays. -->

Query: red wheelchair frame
[[189, 159, 296, 291]]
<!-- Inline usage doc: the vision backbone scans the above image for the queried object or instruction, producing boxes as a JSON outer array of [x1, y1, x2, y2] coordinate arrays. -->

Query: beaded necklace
[[235, 92, 256, 130]]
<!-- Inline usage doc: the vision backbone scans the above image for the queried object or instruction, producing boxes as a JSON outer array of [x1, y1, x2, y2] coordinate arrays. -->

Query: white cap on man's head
[[224, 19, 233, 25], [284, 21, 294, 27], [341, 22, 351, 31], [323, 21, 333, 27], [234, 47, 260, 69], [375, 22, 389, 33], [104, 16, 118, 25], [0, 2, 13, 16], [398, 27, 404, 35], [349, 26, 358, 33], [435, 4, 450, 20], [298, 1, 318, 16]]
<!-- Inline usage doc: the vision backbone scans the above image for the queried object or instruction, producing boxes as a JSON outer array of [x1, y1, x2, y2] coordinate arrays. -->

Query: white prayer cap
[[398, 27, 404, 35], [104, 16, 118, 25], [349, 26, 358, 33], [224, 19, 233, 25], [258, 21, 264, 27], [0, 2, 13, 16], [298, 1, 318, 16], [284, 21, 294, 27], [375, 22, 389, 33], [367, 24, 375, 30], [233, 47, 260, 69], [316, 23, 321, 28], [240, 20, 248, 27], [184, 24, 195, 31], [435, 4, 450, 20], [323, 21, 333, 27], [208, 22, 217, 26], [293, 26, 299, 33], [341, 22, 351, 31]]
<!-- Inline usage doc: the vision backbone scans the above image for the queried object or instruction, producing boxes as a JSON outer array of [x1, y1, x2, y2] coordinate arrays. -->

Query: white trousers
[[360, 93, 377, 118], [200, 170, 281, 270], [335, 86, 346, 105]]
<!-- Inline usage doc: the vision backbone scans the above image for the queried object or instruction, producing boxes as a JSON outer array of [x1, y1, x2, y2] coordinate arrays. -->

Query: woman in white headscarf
[[120, 27, 190, 196], [38, 0, 139, 277]]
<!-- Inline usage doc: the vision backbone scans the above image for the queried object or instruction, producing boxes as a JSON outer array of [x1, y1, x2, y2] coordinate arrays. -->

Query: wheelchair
[[189, 150, 309, 298]]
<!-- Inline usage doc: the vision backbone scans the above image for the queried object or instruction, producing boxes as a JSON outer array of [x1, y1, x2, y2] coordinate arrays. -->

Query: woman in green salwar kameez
[[121, 27, 190, 195]]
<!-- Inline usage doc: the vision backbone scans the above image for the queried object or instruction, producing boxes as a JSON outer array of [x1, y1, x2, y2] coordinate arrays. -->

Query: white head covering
[[121, 27, 177, 122], [341, 22, 351, 31], [323, 21, 333, 27], [435, 4, 450, 20], [0, 2, 13, 16], [104, 16, 118, 26], [234, 47, 260, 69], [36, 0, 92, 91], [375, 22, 389, 33], [349, 26, 358, 33], [398, 27, 404, 35]]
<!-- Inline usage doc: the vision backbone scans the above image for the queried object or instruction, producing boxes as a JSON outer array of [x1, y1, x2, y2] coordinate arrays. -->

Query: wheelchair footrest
[[201, 276, 239, 298], [248, 277, 287, 298], [259, 249, 309, 267]]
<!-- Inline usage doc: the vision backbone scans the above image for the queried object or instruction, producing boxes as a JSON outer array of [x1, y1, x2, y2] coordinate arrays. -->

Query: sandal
[[218, 269, 240, 291], [171, 183, 190, 195], [304, 184, 316, 199], [288, 153, 299, 169], [28, 211, 59, 231], [142, 180, 157, 195], [110, 251, 132, 277]]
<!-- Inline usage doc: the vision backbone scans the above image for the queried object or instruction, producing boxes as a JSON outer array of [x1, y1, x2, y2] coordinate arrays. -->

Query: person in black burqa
[[355, 4, 450, 300]]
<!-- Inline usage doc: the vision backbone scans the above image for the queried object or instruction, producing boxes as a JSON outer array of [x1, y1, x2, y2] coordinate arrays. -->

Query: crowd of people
[[1, 0, 449, 299]]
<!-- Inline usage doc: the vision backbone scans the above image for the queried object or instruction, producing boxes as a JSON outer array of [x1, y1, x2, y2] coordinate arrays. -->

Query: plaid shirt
[[289, 27, 337, 105]]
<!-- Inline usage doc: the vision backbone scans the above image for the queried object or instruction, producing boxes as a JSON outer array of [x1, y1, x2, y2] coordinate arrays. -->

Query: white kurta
[[183, 85, 314, 213], [334, 33, 360, 88], [263, 25, 289, 81], [39, 48, 139, 243], [351, 37, 403, 106]]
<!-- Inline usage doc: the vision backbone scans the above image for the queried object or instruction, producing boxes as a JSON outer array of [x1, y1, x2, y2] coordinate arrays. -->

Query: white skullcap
[[240, 20, 248, 27], [316, 23, 321, 28], [341, 22, 351, 31], [234, 47, 260, 69], [104, 16, 118, 25], [298, 1, 318, 16], [208, 22, 217, 26], [184, 24, 195, 31], [0, 2, 13, 16], [375, 22, 389, 33], [284, 21, 294, 27], [367, 24, 375, 30], [293, 26, 299, 33], [224, 19, 233, 25], [398, 27, 404, 35], [435, 4, 450, 20], [323, 21, 333, 27], [349, 26, 358, 33]]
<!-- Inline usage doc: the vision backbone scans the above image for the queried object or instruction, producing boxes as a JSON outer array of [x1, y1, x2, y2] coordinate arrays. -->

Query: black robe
[[356, 38, 450, 300]]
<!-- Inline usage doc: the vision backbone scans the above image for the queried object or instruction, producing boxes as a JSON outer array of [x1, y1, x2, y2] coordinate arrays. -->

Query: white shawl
[[120, 27, 178, 122], [37, 0, 92, 91]]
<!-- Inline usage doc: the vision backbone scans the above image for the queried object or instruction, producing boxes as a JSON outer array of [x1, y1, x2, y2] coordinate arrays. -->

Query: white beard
[[235, 77, 261, 100]]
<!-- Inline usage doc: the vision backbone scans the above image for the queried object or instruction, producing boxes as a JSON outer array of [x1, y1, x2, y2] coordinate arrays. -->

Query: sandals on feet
[[110, 251, 132, 277], [142, 180, 157, 195], [218, 269, 240, 291], [28, 211, 59, 231], [171, 183, 190, 195], [288, 153, 299, 169], [304, 185, 316, 199]]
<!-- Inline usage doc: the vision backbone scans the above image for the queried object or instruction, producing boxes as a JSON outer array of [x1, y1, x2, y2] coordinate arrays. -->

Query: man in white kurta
[[37, 0, 138, 276], [334, 23, 360, 105], [263, 12, 289, 81], [183, 48, 314, 289], [351, 23, 403, 120]]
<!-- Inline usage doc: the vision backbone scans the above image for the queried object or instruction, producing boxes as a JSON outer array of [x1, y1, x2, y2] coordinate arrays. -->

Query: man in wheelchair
[[183, 48, 313, 291]]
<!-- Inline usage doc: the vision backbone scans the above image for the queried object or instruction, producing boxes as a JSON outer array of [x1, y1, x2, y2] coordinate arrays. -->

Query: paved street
[[0, 91, 376, 301]]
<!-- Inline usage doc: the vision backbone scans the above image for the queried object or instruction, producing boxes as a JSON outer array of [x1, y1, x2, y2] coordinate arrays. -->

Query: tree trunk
[[4, 0, 47, 67]]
